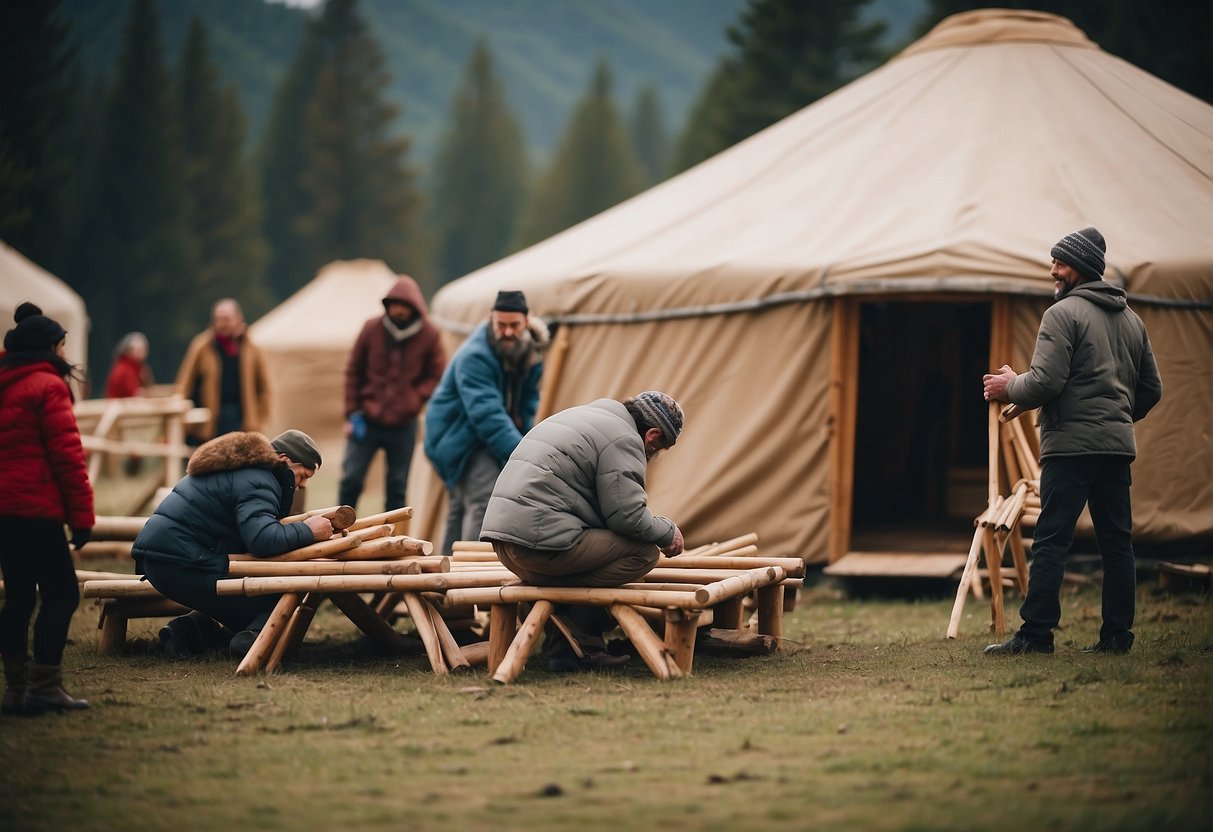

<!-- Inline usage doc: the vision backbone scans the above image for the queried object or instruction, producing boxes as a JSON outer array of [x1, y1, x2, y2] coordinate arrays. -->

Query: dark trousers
[[142, 560, 279, 633], [338, 420, 417, 512], [0, 517, 80, 665], [1019, 455, 1136, 644], [494, 531, 661, 653]]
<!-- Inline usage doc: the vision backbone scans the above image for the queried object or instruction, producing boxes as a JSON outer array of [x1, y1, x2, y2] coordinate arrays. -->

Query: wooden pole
[[459, 640, 491, 668], [82, 579, 162, 599], [281, 505, 357, 530], [265, 592, 322, 673], [663, 608, 700, 674], [401, 592, 447, 675], [547, 614, 585, 659], [1008, 522, 1030, 595], [656, 555, 805, 575], [335, 535, 433, 560], [947, 528, 986, 638], [236, 592, 300, 677], [347, 507, 414, 532], [487, 604, 518, 674], [216, 570, 520, 597], [982, 528, 1006, 634], [450, 541, 495, 553], [610, 603, 680, 680], [228, 524, 394, 562], [988, 401, 1001, 503], [491, 600, 554, 684], [756, 583, 784, 644], [692, 533, 759, 558], [425, 600, 471, 674], [693, 568, 782, 607], [92, 515, 149, 540], [227, 559, 428, 577], [713, 597, 744, 631]]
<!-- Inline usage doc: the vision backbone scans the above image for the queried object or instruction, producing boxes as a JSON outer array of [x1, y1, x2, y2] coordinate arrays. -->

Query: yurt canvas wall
[[411, 10, 1213, 562], [0, 240, 90, 374]]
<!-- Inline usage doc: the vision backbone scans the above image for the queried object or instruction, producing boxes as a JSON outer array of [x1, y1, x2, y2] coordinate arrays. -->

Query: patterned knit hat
[[4, 302, 66, 353], [1050, 227, 1106, 283], [629, 391, 684, 445]]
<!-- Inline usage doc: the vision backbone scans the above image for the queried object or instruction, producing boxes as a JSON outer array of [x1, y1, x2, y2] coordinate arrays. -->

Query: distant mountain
[[61, 0, 748, 165], [60, 0, 930, 166]]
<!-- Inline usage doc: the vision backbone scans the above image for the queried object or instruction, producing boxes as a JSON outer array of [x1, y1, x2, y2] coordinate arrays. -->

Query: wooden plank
[[825, 552, 968, 578]]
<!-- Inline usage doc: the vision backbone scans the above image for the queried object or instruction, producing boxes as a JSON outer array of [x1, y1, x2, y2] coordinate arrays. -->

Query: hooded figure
[[338, 275, 446, 512]]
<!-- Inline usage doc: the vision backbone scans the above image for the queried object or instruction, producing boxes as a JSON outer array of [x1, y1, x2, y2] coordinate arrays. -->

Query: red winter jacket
[[105, 354, 148, 398], [0, 358, 95, 529]]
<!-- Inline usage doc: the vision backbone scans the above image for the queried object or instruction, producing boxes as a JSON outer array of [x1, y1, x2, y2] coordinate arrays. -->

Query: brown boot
[[25, 663, 89, 713], [2, 654, 28, 716]]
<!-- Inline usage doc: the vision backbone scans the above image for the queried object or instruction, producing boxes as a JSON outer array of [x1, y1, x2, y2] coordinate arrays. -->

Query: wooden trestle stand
[[946, 402, 1040, 638]]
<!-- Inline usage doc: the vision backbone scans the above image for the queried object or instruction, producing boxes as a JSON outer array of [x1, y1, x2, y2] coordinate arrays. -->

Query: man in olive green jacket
[[983, 227, 1162, 657], [480, 391, 686, 671]]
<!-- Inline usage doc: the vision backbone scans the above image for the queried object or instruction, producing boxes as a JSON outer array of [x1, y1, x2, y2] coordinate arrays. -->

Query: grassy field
[[1, 568, 1208, 832]]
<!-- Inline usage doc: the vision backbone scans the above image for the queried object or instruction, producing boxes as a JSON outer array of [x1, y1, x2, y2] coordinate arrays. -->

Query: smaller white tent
[[250, 259, 398, 443], [0, 240, 89, 371]]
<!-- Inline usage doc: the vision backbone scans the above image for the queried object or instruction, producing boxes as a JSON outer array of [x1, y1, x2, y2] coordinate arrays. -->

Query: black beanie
[[271, 430, 323, 471], [493, 290, 528, 314], [1050, 227, 1106, 283], [3, 302, 67, 354]]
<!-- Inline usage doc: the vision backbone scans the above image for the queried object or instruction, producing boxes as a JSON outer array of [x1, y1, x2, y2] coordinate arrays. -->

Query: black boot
[[2, 654, 28, 716], [983, 633, 1054, 656], [25, 663, 89, 713]]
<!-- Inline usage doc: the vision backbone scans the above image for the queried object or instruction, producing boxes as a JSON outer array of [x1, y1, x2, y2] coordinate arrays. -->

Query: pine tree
[[259, 11, 325, 301], [76, 0, 196, 382], [430, 40, 528, 284], [673, 0, 886, 171], [629, 83, 670, 185], [515, 59, 648, 247], [178, 18, 269, 318], [0, 0, 78, 272], [263, 0, 426, 298]]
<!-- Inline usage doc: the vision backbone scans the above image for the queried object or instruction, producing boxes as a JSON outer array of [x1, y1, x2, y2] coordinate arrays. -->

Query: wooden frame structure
[[946, 402, 1040, 637]]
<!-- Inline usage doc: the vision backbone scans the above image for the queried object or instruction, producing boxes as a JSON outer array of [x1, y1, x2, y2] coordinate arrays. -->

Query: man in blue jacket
[[424, 291, 548, 554], [132, 430, 333, 657], [982, 228, 1162, 656]]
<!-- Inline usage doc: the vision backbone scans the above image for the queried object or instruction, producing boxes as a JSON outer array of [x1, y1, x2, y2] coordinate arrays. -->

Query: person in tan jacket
[[176, 299, 270, 444]]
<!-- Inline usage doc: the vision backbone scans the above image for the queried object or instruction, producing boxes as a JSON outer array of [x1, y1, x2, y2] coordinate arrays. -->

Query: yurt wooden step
[[824, 552, 968, 579]]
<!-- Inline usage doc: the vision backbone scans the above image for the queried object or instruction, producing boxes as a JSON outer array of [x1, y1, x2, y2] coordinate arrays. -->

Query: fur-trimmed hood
[[186, 431, 283, 477]]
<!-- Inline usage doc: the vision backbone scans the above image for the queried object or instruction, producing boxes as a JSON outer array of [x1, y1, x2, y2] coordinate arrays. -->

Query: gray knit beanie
[[271, 430, 322, 471], [627, 391, 685, 445], [1050, 227, 1106, 283]]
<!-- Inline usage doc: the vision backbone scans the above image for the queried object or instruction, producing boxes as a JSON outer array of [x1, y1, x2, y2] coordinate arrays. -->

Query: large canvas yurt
[[414, 10, 1213, 564], [250, 259, 398, 444], [0, 241, 90, 372]]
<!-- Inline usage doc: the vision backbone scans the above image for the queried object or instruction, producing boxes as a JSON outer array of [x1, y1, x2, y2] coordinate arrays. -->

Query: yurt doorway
[[849, 300, 991, 553]]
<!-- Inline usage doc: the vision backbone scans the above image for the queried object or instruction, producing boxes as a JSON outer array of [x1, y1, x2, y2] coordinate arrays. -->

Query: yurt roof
[[0, 240, 90, 370], [432, 9, 1213, 331], [251, 259, 398, 350]]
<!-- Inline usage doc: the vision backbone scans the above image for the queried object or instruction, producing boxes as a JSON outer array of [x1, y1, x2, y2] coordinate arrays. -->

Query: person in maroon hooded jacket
[[0, 303, 94, 716], [338, 275, 446, 512]]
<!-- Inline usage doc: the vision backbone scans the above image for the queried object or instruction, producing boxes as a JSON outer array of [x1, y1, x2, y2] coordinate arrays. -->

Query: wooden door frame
[[827, 294, 1011, 563]]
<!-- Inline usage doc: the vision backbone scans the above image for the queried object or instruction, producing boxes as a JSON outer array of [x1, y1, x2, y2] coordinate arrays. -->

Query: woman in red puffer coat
[[0, 302, 94, 716]]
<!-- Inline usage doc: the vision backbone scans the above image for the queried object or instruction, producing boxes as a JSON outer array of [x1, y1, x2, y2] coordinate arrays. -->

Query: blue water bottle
[[350, 410, 367, 441]]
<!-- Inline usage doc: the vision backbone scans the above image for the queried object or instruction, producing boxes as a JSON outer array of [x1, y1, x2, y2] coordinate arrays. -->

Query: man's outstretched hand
[[983, 364, 1017, 402]]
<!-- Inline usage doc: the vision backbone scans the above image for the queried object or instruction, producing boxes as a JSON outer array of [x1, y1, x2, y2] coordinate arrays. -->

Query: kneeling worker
[[479, 391, 685, 671], [132, 430, 333, 657]]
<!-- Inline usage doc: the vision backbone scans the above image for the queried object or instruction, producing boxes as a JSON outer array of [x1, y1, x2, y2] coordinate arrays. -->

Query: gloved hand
[[70, 527, 92, 551]]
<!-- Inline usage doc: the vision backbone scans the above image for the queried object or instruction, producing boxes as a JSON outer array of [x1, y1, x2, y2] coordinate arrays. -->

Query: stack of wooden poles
[[443, 533, 804, 684], [947, 403, 1039, 638]]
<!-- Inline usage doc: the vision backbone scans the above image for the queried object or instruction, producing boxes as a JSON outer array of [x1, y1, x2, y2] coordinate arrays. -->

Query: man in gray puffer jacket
[[480, 391, 686, 671], [982, 227, 1162, 657]]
